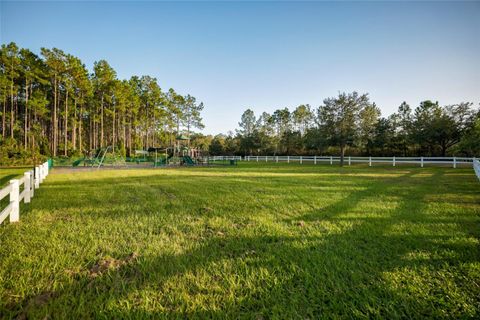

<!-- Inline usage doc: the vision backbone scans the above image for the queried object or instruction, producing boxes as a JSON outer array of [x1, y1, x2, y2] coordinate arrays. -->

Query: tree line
[[208, 92, 479, 163], [0, 42, 204, 163], [2, 42, 479, 165]]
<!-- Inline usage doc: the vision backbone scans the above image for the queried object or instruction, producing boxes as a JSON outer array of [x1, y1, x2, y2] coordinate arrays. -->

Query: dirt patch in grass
[[89, 252, 139, 278]]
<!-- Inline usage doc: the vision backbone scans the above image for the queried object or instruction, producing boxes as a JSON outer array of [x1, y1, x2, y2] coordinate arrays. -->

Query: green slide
[[72, 158, 84, 167], [183, 156, 195, 166]]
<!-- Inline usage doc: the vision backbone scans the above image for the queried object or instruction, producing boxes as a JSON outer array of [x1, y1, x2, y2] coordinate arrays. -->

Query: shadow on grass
[[4, 169, 480, 318]]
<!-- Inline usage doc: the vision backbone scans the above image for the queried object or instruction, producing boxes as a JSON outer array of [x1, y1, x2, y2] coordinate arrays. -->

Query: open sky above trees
[[2, 1, 479, 134]]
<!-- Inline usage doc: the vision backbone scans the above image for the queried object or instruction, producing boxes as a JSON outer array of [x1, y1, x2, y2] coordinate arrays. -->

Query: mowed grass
[[0, 163, 479, 319], [0, 167, 31, 187]]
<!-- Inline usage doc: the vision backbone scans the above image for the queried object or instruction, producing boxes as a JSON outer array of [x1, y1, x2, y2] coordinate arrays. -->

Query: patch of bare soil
[[89, 252, 139, 278]]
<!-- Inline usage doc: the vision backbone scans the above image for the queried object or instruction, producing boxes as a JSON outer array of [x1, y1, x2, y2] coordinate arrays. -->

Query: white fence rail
[[0, 161, 49, 225], [207, 156, 243, 161], [242, 155, 475, 168]]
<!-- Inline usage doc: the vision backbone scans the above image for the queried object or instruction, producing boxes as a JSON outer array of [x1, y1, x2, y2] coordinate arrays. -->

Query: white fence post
[[287, 156, 290, 163], [421, 157, 424, 168], [266, 156, 268, 162], [9, 179, 19, 223], [330, 156, 333, 165], [24, 172, 31, 203], [30, 170, 34, 198], [453, 157, 456, 169], [41, 164, 45, 183], [314, 156, 317, 164], [35, 166, 40, 188], [369, 156, 372, 167], [256, 156, 259, 162], [348, 156, 351, 166], [300, 156, 303, 164], [393, 156, 396, 167], [276, 156, 278, 163]]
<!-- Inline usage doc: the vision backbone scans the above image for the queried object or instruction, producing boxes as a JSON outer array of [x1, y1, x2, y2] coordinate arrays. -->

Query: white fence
[[474, 159, 480, 181], [207, 156, 242, 161], [0, 161, 49, 225], [242, 155, 475, 168]]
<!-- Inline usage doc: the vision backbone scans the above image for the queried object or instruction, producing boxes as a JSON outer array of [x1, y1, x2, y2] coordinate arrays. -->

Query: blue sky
[[1, 1, 479, 134]]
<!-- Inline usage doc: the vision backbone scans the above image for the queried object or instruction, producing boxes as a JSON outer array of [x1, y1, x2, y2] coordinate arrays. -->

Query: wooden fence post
[[9, 179, 19, 223], [24, 172, 31, 203]]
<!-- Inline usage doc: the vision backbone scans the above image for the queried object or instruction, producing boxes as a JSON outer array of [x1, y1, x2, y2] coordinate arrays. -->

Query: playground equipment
[[174, 134, 202, 158], [68, 134, 211, 169], [72, 146, 125, 168], [182, 155, 195, 166]]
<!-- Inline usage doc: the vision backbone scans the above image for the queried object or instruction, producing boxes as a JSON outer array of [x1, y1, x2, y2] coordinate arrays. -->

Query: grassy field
[[0, 163, 479, 319], [0, 167, 31, 187]]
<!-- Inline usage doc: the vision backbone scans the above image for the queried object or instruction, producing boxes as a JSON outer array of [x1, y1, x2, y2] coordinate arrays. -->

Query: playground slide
[[183, 156, 195, 165], [72, 158, 84, 167]]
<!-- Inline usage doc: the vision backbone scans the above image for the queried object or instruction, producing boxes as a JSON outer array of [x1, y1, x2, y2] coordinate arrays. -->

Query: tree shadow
[[3, 169, 480, 318]]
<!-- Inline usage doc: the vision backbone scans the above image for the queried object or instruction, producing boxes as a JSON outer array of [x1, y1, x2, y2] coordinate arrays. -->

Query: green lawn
[[0, 167, 31, 187], [1, 163, 479, 319]]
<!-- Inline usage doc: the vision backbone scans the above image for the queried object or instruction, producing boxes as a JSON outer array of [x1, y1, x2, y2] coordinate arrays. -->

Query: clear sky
[[1, 1, 479, 134]]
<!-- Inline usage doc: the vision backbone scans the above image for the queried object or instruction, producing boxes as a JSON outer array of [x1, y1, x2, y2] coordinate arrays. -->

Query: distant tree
[[281, 130, 302, 155], [209, 135, 225, 155], [41, 47, 68, 156], [390, 102, 413, 156], [2, 43, 21, 140], [271, 108, 291, 154], [238, 109, 258, 154], [224, 132, 240, 155], [190, 133, 212, 153], [303, 127, 328, 154], [318, 92, 371, 166], [457, 113, 480, 156], [292, 104, 313, 135], [373, 118, 394, 156], [92, 59, 117, 149], [437, 102, 476, 156], [182, 94, 204, 139], [412, 101, 474, 156], [358, 103, 381, 155], [238, 109, 256, 136], [256, 112, 275, 154]]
